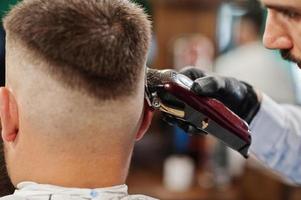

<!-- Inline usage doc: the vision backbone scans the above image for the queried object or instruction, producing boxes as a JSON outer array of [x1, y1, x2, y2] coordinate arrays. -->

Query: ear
[[135, 99, 154, 141], [0, 87, 19, 142]]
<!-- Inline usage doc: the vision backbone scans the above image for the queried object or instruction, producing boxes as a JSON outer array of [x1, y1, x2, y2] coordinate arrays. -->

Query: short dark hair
[[4, 0, 151, 99]]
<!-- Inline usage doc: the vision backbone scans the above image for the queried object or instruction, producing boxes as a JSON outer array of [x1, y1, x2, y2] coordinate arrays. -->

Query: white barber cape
[[0, 182, 158, 200], [250, 94, 301, 184]]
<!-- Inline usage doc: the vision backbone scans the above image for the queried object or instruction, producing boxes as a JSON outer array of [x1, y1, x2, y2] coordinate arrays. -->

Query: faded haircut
[[3, 0, 151, 99]]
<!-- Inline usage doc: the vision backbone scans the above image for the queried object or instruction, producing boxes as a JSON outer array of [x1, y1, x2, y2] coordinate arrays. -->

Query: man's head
[[1, 0, 152, 187], [261, 0, 301, 67]]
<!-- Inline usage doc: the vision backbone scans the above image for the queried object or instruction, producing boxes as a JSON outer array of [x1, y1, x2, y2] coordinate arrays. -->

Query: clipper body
[[146, 68, 251, 158]]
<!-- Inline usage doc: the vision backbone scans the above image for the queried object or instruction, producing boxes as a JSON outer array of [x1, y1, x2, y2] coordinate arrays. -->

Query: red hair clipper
[[145, 68, 251, 158]]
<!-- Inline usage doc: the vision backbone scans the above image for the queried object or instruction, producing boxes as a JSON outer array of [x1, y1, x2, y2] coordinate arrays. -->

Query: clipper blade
[[146, 68, 177, 89]]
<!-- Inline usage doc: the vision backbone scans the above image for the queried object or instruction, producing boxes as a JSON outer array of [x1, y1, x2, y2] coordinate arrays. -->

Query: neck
[[8, 139, 135, 188], [30, 155, 132, 188]]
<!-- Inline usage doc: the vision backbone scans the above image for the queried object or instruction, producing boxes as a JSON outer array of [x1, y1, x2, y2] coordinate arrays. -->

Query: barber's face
[[262, 0, 301, 67]]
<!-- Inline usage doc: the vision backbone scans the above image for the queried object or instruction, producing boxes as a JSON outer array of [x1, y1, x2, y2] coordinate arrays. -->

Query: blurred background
[[2, 0, 301, 199]]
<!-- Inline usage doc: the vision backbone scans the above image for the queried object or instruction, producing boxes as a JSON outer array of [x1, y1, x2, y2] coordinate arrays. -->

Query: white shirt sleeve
[[250, 94, 301, 184]]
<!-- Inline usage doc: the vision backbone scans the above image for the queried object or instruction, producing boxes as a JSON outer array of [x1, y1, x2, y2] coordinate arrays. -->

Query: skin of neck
[[5, 132, 136, 188]]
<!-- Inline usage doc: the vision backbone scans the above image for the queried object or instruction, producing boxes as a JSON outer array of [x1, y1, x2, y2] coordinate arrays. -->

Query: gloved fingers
[[163, 114, 179, 126], [157, 90, 185, 110], [185, 124, 206, 135], [163, 115, 189, 129], [191, 76, 226, 98], [163, 115, 205, 135], [179, 66, 208, 81]]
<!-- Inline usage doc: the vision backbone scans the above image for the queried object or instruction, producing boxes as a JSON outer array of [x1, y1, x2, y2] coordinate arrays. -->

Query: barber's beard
[[280, 50, 301, 67], [0, 141, 15, 196]]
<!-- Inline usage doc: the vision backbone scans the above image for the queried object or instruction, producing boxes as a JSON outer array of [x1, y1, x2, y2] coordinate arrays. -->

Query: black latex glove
[[163, 114, 208, 135], [161, 66, 260, 134], [182, 67, 261, 124]]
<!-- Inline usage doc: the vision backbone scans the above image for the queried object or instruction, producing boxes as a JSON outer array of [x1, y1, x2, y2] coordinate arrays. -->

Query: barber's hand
[[182, 67, 261, 124]]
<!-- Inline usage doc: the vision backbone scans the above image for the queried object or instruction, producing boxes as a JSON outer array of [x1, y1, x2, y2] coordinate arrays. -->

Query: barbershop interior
[[1, 0, 301, 200]]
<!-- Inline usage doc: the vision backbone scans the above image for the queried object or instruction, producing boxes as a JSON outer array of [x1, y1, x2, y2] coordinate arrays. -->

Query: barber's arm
[[250, 95, 301, 184], [181, 67, 301, 184]]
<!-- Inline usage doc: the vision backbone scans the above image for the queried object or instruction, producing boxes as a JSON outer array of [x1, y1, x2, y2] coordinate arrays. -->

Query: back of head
[[5, 0, 151, 99], [2, 0, 152, 187]]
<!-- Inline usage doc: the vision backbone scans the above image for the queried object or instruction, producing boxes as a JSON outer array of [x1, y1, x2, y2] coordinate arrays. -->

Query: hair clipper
[[145, 68, 251, 158]]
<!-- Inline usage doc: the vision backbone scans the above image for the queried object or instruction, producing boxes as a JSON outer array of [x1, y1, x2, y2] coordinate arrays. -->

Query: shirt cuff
[[249, 94, 286, 158]]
